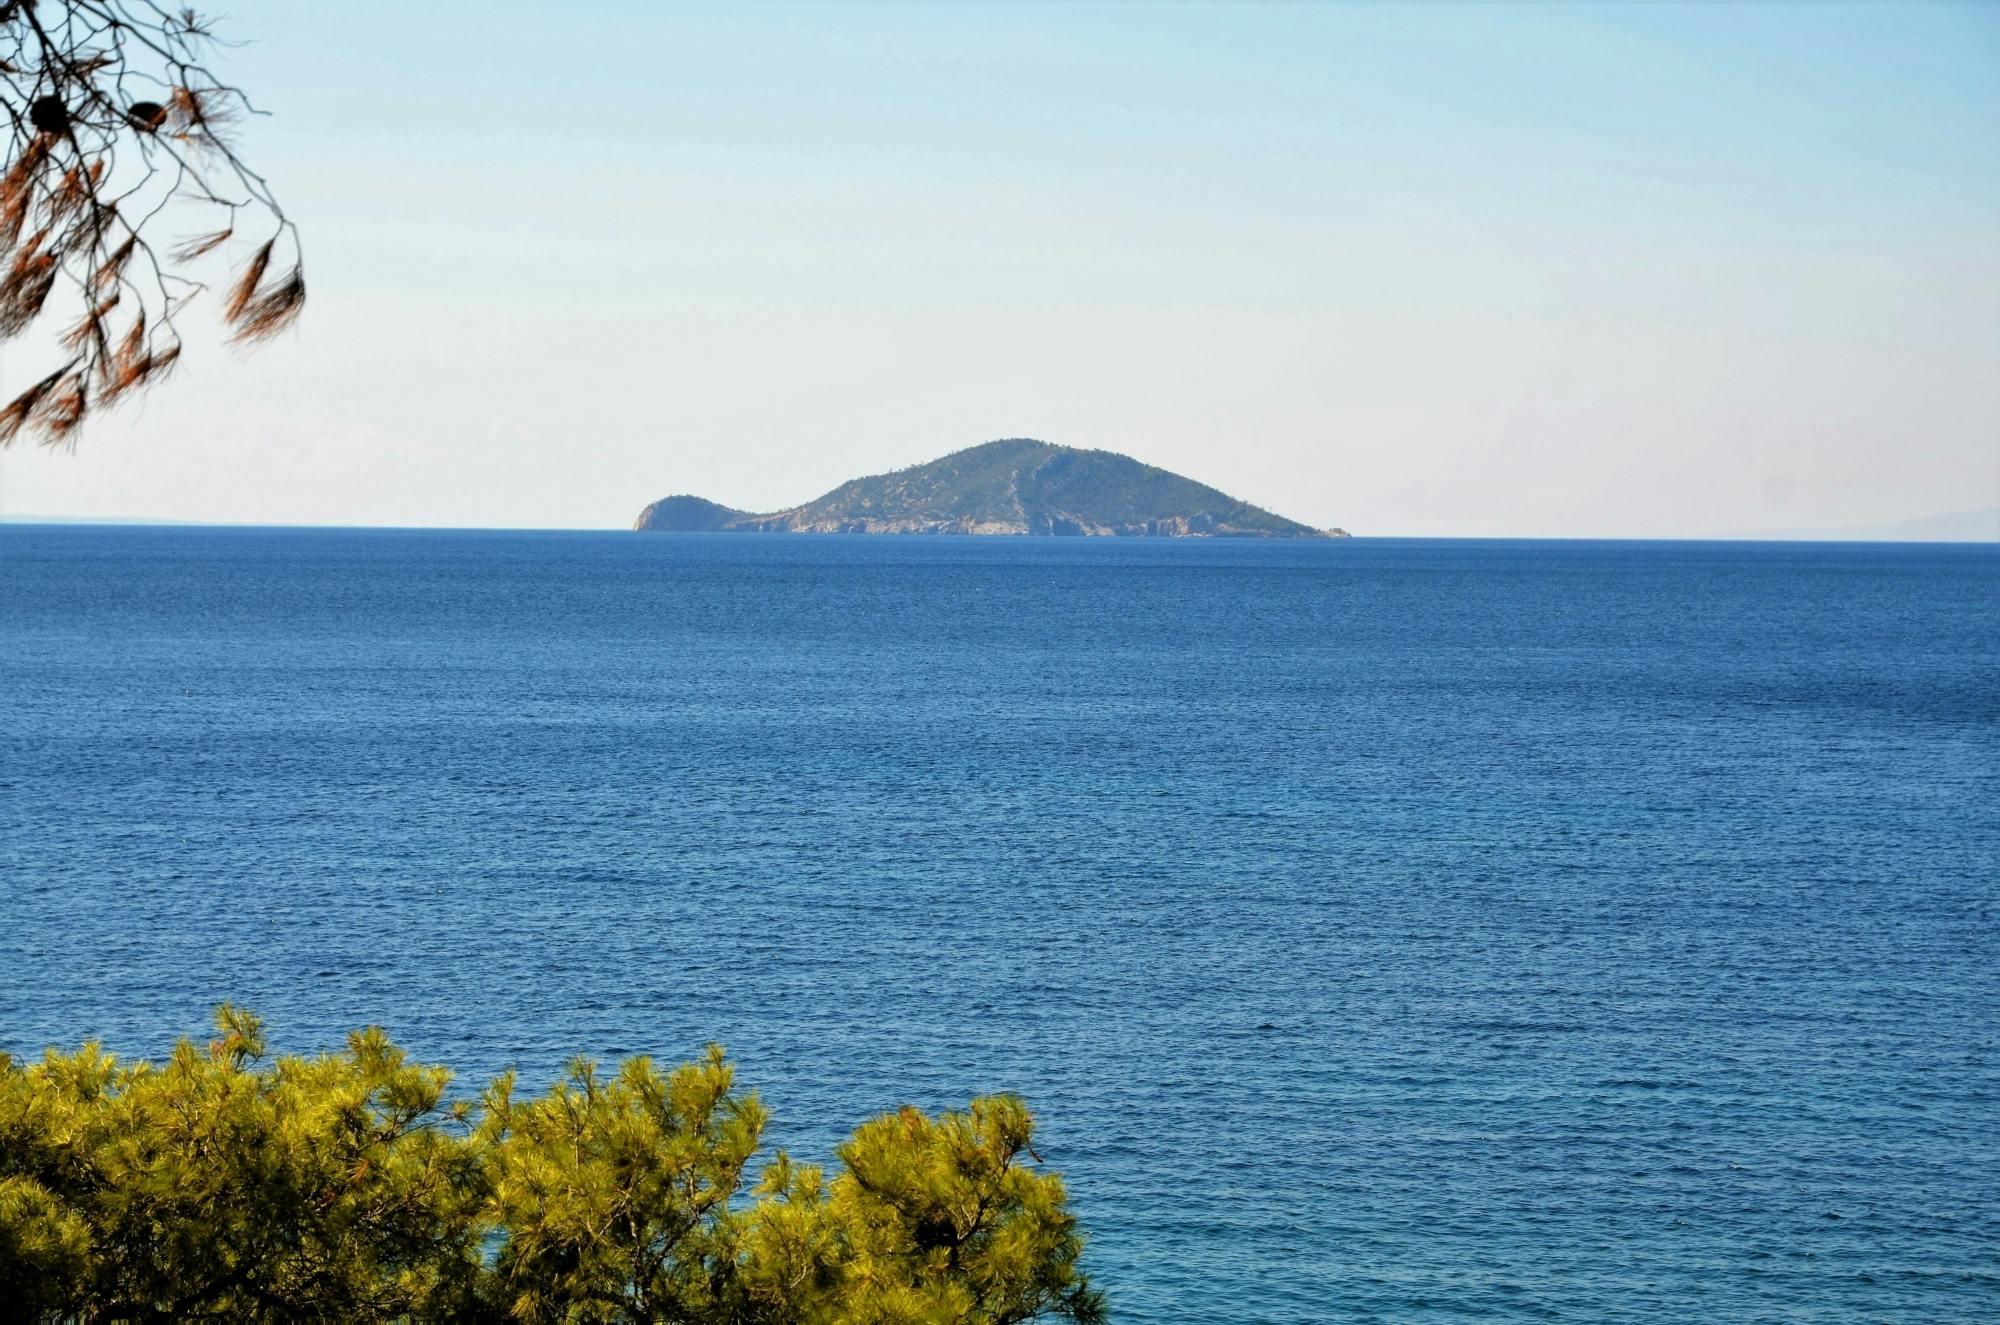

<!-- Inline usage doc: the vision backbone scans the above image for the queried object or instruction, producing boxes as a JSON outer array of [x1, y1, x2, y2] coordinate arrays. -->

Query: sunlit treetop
[[0, 1007, 1105, 1322]]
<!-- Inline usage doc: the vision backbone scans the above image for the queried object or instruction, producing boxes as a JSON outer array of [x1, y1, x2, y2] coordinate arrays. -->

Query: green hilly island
[[635, 439, 1345, 538]]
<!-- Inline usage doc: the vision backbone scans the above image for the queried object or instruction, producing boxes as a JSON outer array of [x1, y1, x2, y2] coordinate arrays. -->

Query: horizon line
[[2, 516, 1994, 546]]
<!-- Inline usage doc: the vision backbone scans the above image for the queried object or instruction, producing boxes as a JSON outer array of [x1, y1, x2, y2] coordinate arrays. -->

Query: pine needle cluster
[[0, 1007, 1106, 1324], [0, 2, 302, 447]]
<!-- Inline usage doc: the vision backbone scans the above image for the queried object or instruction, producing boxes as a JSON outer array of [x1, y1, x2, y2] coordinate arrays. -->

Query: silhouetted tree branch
[[0, 1, 301, 447]]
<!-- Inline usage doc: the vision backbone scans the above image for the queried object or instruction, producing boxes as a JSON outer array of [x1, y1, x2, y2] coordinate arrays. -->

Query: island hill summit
[[635, 439, 1347, 538]]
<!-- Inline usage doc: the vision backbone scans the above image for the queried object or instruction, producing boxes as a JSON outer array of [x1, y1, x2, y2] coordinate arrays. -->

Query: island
[[634, 438, 1347, 538]]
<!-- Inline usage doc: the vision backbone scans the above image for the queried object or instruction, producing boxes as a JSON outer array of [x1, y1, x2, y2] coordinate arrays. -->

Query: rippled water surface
[[3, 527, 1997, 1322]]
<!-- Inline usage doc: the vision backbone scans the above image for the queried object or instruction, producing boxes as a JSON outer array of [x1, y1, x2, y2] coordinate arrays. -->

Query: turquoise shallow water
[[2, 527, 1997, 1322]]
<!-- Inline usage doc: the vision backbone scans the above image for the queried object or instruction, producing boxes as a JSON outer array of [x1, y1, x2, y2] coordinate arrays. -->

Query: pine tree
[[0, 1007, 1103, 1323]]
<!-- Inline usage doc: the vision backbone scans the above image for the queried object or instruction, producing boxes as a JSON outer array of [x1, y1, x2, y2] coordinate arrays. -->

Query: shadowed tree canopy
[[0, 1, 302, 447]]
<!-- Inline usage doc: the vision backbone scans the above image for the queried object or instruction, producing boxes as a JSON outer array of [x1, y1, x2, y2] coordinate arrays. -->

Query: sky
[[0, 0, 1995, 537]]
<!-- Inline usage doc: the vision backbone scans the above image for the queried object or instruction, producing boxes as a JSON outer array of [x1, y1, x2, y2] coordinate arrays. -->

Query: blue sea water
[[2, 526, 1997, 1322]]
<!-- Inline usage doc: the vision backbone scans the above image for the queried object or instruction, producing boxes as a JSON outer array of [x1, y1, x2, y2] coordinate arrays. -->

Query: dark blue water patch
[[2, 526, 1997, 1323]]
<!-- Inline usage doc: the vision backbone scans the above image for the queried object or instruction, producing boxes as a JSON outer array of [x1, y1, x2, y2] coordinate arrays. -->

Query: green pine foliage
[[0, 1007, 1104, 1324]]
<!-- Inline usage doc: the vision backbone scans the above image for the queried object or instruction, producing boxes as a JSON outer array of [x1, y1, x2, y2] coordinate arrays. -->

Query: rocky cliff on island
[[635, 439, 1347, 538]]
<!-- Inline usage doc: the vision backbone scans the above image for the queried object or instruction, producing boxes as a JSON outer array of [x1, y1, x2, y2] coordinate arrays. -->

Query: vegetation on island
[[636, 438, 1342, 537], [0, 1007, 1102, 1323]]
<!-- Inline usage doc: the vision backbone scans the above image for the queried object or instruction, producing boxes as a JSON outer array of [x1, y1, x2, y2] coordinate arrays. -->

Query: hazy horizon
[[0, 2, 1994, 538], [6, 501, 1996, 542]]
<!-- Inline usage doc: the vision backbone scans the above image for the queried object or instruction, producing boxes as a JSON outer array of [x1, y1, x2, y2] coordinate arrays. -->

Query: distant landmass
[[635, 439, 1345, 538], [0, 514, 199, 525], [1748, 508, 1999, 543]]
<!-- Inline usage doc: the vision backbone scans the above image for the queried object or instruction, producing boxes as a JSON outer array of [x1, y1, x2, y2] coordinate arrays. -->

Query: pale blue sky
[[1, 1, 1995, 535]]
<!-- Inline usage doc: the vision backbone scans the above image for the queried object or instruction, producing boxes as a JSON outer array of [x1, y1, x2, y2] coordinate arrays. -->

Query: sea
[[2, 526, 1996, 1323]]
